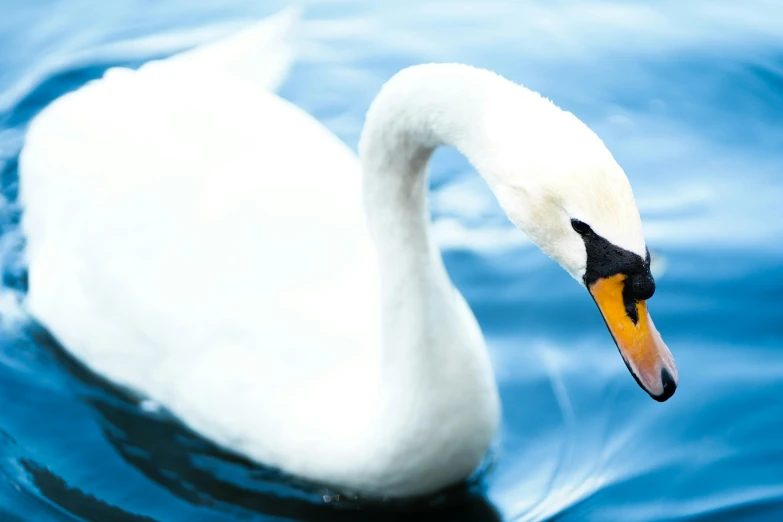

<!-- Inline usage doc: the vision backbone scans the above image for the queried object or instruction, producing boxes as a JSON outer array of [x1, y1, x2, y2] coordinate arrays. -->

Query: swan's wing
[[157, 7, 299, 92], [18, 11, 383, 475], [19, 57, 380, 400]]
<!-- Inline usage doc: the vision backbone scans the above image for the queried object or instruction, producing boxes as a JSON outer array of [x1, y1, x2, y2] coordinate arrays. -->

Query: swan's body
[[18, 10, 677, 498]]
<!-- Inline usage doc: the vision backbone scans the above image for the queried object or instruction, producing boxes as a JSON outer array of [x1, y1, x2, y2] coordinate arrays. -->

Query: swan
[[17, 10, 678, 498]]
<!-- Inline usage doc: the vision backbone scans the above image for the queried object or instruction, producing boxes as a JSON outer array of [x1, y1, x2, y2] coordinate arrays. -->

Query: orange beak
[[589, 274, 678, 401]]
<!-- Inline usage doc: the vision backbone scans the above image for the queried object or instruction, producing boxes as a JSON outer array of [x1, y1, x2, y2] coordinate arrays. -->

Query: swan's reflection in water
[[22, 460, 157, 522], [27, 325, 502, 522]]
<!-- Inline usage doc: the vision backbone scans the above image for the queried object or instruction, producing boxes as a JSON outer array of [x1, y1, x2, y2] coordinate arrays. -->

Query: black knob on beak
[[630, 272, 655, 301]]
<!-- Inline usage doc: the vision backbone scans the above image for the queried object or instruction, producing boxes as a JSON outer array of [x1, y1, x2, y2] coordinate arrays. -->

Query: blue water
[[1, 1, 782, 520]]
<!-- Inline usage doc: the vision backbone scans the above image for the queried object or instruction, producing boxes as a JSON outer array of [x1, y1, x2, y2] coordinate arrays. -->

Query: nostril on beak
[[653, 367, 677, 402]]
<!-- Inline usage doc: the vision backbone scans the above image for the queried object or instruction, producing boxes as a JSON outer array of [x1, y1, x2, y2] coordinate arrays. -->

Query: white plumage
[[19, 9, 649, 497]]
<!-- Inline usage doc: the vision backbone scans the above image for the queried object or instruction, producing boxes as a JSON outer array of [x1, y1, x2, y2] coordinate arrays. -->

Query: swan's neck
[[360, 65, 508, 261], [358, 65, 511, 463]]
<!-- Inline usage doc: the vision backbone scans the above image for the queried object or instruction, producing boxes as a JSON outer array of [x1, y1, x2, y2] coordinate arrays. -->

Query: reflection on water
[[19, 325, 502, 521], [0, 0, 782, 521]]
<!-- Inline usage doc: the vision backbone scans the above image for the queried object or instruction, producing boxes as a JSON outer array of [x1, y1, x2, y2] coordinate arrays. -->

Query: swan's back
[[19, 15, 383, 473]]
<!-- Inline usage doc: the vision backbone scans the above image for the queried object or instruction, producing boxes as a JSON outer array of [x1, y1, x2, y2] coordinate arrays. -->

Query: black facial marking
[[575, 219, 655, 324], [621, 278, 640, 323]]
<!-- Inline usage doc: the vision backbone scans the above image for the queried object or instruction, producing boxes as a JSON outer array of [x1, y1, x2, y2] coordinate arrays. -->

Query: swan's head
[[481, 103, 678, 402]]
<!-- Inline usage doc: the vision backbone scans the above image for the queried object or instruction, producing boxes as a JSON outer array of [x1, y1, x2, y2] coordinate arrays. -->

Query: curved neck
[[357, 65, 511, 426], [355, 65, 507, 479], [359, 65, 514, 261]]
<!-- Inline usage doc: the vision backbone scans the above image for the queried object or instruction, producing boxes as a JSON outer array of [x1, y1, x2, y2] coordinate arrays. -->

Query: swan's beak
[[588, 274, 678, 401]]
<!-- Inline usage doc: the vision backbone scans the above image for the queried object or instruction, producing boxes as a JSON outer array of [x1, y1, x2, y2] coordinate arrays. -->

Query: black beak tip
[[651, 367, 677, 402]]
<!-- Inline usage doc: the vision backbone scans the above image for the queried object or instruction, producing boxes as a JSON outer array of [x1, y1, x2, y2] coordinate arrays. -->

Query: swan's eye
[[571, 219, 593, 236]]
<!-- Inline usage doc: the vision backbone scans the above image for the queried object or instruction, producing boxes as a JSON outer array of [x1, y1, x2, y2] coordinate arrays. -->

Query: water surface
[[0, 1, 782, 520]]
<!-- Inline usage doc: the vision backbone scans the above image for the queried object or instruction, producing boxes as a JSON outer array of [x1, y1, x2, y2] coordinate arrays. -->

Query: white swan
[[17, 10, 678, 498]]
